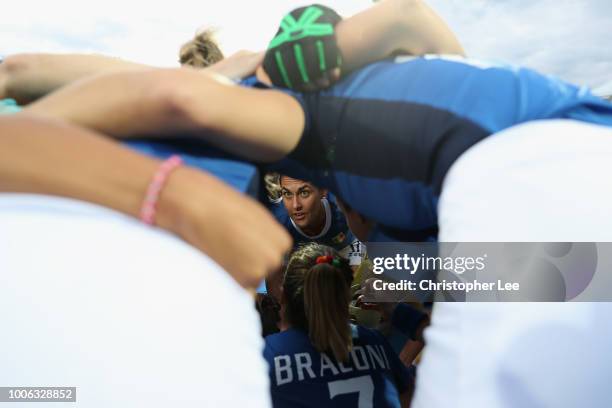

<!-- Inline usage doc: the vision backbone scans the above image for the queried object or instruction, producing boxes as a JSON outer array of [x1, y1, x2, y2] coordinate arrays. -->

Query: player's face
[[280, 176, 325, 232]]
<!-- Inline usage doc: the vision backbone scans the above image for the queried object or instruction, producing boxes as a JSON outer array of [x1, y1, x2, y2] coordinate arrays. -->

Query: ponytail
[[283, 244, 353, 362], [304, 263, 352, 362]]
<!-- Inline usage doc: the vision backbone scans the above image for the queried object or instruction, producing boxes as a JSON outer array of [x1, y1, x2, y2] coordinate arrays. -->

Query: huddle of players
[[1, 27, 406, 407], [6, 2, 611, 406], [237, 51, 425, 408], [181, 28, 415, 408], [259, 172, 425, 408]]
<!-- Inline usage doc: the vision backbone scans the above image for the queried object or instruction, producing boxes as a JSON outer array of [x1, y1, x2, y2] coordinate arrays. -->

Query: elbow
[[2, 54, 29, 72], [147, 81, 193, 131], [144, 69, 216, 132], [394, 0, 426, 27], [396, 0, 421, 8], [395, 0, 466, 57], [152, 84, 189, 125]]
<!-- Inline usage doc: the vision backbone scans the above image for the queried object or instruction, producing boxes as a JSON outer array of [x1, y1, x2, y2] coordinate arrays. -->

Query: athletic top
[[264, 325, 411, 408], [262, 55, 612, 231], [124, 78, 261, 194], [125, 138, 260, 195], [267, 194, 364, 265]]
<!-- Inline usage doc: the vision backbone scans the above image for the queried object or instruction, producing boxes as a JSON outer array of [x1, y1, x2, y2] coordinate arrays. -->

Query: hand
[[158, 166, 292, 289], [356, 296, 397, 322], [205, 50, 264, 81], [263, 4, 343, 92]]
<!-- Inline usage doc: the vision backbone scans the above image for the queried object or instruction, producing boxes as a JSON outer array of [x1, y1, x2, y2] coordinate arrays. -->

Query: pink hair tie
[[140, 155, 183, 225]]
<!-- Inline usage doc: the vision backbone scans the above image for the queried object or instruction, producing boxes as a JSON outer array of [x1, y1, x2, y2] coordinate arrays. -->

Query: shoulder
[[263, 331, 288, 360], [353, 324, 387, 345], [265, 329, 309, 351], [326, 55, 515, 99]]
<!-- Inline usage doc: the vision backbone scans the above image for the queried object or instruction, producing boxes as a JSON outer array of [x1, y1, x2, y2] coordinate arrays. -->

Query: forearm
[[0, 114, 161, 218], [25, 68, 304, 162], [400, 389, 413, 408], [23, 68, 186, 137], [399, 339, 424, 366], [337, 0, 465, 73], [0, 53, 150, 104], [0, 114, 292, 289]]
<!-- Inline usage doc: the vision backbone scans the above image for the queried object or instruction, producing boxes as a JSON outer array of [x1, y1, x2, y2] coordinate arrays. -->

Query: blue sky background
[[2, 0, 611, 93]]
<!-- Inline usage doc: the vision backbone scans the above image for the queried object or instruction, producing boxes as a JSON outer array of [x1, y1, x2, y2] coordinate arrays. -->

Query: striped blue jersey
[[267, 55, 612, 232]]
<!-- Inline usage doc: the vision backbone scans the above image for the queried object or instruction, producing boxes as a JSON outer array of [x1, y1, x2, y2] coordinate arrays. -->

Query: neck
[[278, 304, 291, 332], [302, 215, 325, 236], [301, 203, 326, 236]]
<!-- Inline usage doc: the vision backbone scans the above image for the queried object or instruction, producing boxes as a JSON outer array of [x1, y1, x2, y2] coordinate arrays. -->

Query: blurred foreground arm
[[0, 53, 150, 104], [204, 50, 264, 81], [0, 115, 291, 288], [337, 0, 465, 73], [24, 68, 305, 161]]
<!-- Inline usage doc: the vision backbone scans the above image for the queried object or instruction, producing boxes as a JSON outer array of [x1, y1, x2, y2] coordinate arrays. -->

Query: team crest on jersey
[[331, 232, 346, 244]]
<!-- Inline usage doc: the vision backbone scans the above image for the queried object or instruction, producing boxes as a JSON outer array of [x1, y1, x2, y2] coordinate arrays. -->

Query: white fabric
[[338, 238, 367, 266], [0, 194, 270, 407], [413, 120, 612, 408]]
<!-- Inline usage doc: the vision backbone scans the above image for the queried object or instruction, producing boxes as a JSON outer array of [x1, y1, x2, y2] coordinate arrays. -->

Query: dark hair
[[283, 243, 353, 361], [255, 293, 281, 337], [179, 29, 224, 68]]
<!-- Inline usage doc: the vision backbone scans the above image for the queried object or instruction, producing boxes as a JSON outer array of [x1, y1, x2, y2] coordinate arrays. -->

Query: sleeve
[[284, 93, 334, 171], [263, 340, 278, 380]]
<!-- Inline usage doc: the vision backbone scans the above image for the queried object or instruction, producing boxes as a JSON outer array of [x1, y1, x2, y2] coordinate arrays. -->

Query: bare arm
[[0, 53, 150, 104], [0, 50, 267, 105], [24, 68, 305, 161], [204, 50, 264, 81], [400, 389, 413, 408], [337, 0, 465, 73], [0, 114, 291, 287], [0, 114, 157, 217]]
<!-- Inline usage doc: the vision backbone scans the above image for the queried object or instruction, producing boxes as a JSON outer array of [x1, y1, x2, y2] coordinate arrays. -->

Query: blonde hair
[[179, 29, 224, 68], [265, 172, 282, 202], [284, 243, 353, 362]]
